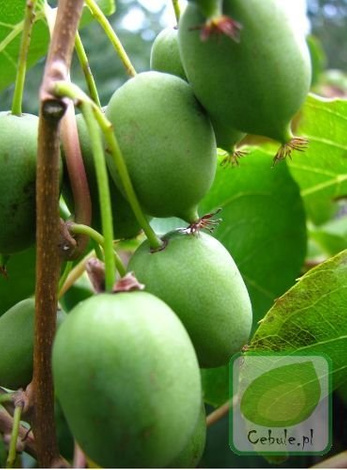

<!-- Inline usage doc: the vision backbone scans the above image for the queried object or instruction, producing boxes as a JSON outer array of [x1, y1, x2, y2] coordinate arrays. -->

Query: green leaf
[[309, 216, 347, 257], [199, 150, 307, 326], [248, 250, 347, 390], [0, 0, 115, 93], [201, 365, 229, 407], [0, 1, 49, 92], [288, 94, 347, 225]]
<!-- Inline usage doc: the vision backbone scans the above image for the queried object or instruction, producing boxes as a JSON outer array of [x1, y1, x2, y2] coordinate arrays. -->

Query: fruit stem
[[58, 251, 95, 299], [197, 0, 223, 19], [75, 32, 101, 107], [100, 122, 164, 251], [60, 101, 92, 257], [59, 197, 71, 220], [206, 398, 235, 427], [58, 261, 74, 294], [92, 239, 104, 261], [33, 0, 85, 467], [6, 405, 22, 468], [172, 0, 181, 23], [78, 102, 116, 291], [43, 4, 92, 258], [84, 0, 137, 77], [54, 81, 164, 251], [70, 223, 126, 277], [0, 394, 13, 405], [11, 0, 37, 116], [0, 409, 36, 462]]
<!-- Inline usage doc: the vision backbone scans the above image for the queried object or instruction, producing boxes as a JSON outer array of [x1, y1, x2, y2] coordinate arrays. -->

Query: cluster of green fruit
[[152, 0, 312, 162], [54, 84, 253, 464], [0, 0, 312, 467]]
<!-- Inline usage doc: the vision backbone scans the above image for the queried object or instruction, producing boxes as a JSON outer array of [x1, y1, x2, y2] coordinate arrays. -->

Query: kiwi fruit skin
[[0, 298, 66, 390], [169, 403, 207, 468], [0, 246, 36, 317], [128, 230, 253, 368], [0, 113, 38, 254], [178, 1, 312, 143], [150, 27, 187, 81], [52, 291, 202, 468], [105, 71, 217, 223]]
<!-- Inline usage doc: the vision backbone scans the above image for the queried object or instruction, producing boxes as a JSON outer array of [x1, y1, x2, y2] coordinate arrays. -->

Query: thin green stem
[[92, 239, 104, 261], [58, 251, 95, 299], [54, 81, 163, 251], [58, 261, 73, 293], [80, 103, 116, 291], [11, 0, 36, 115], [71, 223, 126, 277], [84, 0, 136, 77], [0, 395, 13, 405], [197, 0, 223, 18], [75, 32, 101, 107], [59, 197, 71, 220], [6, 406, 22, 468], [172, 0, 181, 24], [98, 116, 163, 250], [70, 223, 103, 249]]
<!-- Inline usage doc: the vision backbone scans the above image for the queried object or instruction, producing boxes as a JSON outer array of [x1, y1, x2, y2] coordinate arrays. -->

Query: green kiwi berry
[[150, 27, 187, 80], [179, 1, 311, 159], [52, 291, 202, 467], [0, 113, 38, 254], [128, 230, 252, 368], [105, 71, 217, 223]]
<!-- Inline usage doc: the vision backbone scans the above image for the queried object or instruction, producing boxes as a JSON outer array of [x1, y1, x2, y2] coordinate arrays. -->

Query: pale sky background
[[121, 0, 311, 36]]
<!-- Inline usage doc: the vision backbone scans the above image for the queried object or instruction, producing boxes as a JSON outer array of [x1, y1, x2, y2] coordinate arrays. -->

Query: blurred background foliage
[[0, 0, 347, 113], [308, 0, 347, 71]]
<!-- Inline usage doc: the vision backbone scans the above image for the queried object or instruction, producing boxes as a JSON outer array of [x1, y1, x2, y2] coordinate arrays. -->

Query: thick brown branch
[[42, 0, 85, 102], [32, 0, 85, 467], [33, 114, 63, 468]]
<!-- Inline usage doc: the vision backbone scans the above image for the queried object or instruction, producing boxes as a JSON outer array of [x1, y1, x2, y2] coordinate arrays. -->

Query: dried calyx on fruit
[[188, 0, 242, 41], [179, 0, 312, 163], [128, 229, 253, 368]]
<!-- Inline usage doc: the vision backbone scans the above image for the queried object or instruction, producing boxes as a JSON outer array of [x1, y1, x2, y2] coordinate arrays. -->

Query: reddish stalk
[[60, 102, 92, 257]]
